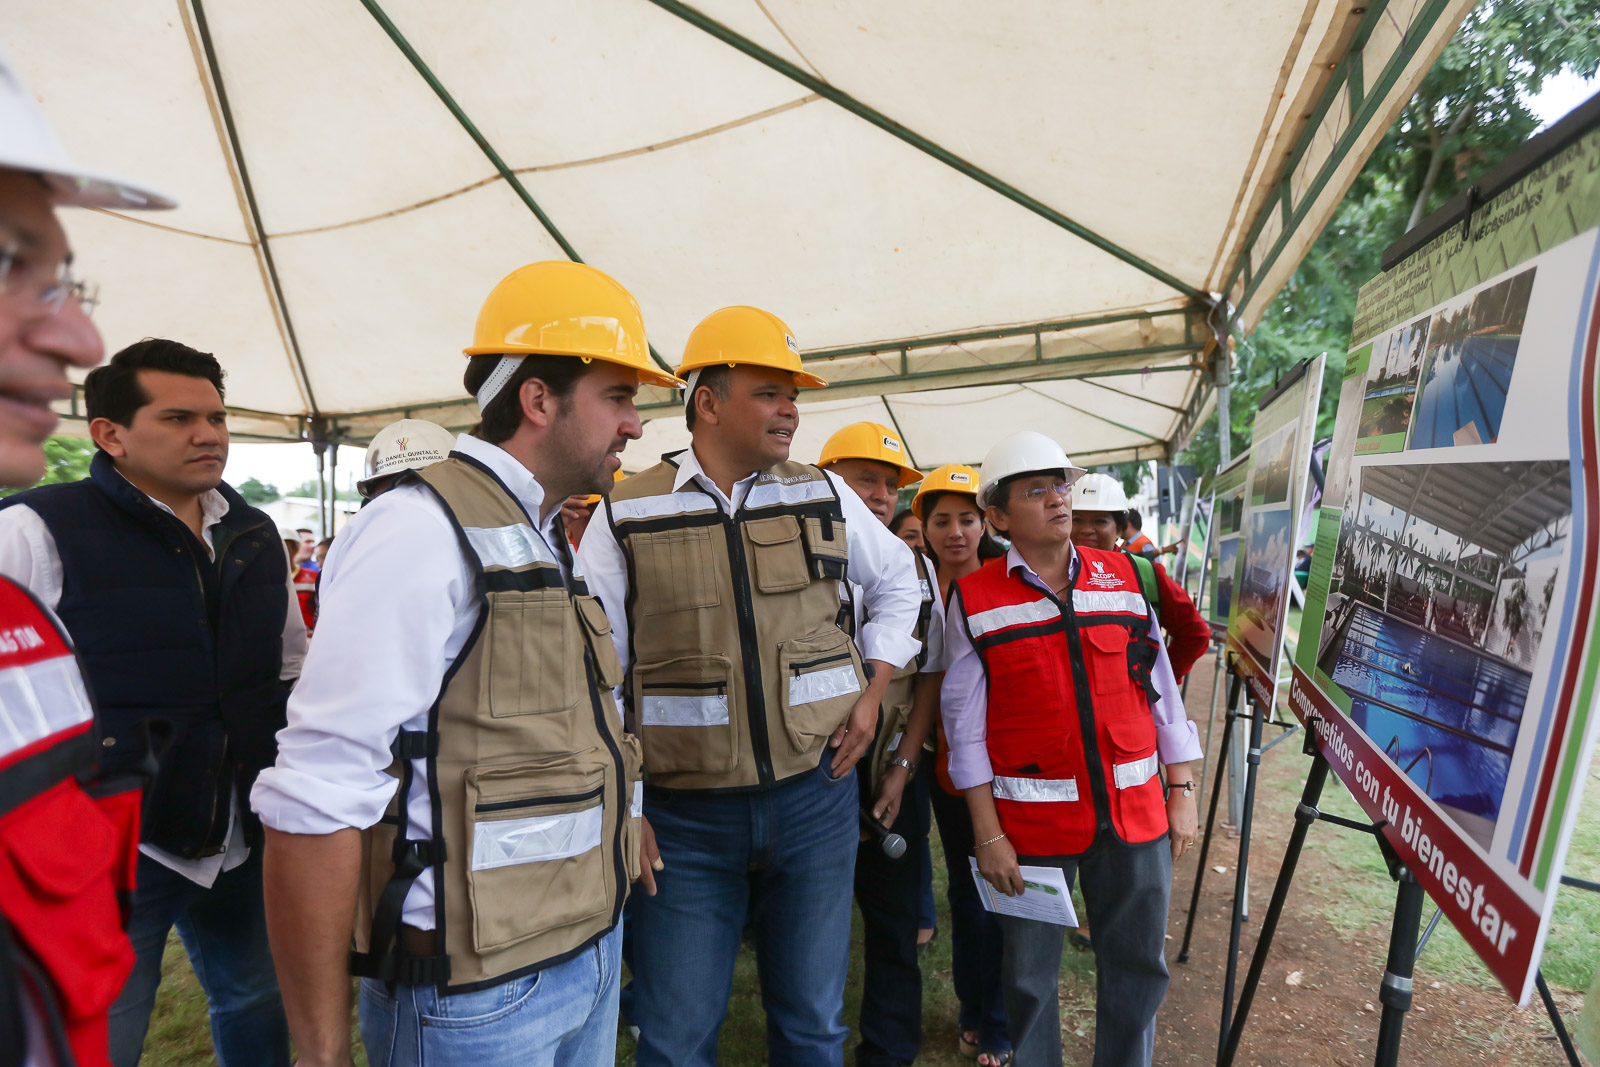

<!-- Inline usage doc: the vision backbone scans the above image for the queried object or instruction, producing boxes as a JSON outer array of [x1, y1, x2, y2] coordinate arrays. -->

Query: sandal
[[977, 1052, 1013, 1066], [958, 1031, 980, 1059]]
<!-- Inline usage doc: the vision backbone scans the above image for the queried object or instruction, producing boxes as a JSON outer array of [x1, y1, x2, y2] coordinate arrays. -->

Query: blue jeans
[[359, 921, 622, 1067], [108, 845, 289, 1067], [630, 763, 859, 1067]]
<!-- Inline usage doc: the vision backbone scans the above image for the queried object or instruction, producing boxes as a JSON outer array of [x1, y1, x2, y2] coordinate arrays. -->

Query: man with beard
[[578, 307, 922, 1066], [251, 261, 674, 1067]]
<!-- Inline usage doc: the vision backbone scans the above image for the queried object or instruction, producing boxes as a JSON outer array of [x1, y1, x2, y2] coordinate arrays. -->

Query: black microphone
[[860, 808, 907, 860]]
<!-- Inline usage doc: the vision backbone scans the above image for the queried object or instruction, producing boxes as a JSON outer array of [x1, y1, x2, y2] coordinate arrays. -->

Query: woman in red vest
[[943, 432, 1202, 1067]]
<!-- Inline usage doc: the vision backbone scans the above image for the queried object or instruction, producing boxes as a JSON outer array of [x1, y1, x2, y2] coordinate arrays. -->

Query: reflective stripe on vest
[[640, 693, 730, 727], [992, 775, 1078, 803], [955, 547, 1168, 856]]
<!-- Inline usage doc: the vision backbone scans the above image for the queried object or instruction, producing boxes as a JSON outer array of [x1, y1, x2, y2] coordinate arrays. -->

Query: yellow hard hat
[[677, 306, 828, 389], [583, 468, 628, 506], [911, 463, 981, 520], [464, 261, 683, 393], [818, 422, 921, 487]]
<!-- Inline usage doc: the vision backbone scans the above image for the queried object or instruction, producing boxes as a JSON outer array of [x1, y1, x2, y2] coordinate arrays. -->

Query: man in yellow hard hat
[[818, 422, 943, 1067], [578, 307, 923, 1066], [253, 261, 675, 1067]]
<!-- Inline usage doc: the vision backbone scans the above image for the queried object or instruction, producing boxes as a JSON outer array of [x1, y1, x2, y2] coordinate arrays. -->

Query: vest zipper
[[1050, 578, 1116, 840], [474, 785, 604, 814], [788, 651, 854, 673], [722, 516, 774, 786]]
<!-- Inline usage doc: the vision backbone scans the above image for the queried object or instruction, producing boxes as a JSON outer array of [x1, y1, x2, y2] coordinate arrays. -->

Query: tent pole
[[328, 436, 338, 535], [1212, 300, 1236, 466]]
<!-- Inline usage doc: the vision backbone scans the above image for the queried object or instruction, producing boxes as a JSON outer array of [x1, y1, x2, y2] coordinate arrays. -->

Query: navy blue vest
[[1, 452, 289, 856]]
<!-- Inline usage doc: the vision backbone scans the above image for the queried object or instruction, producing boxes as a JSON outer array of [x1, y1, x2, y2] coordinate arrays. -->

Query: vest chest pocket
[[803, 514, 849, 580], [1083, 626, 1132, 695], [573, 595, 624, 689], [778, 629, 865, 752], [633, 527, 721, 615], [463, 757, 612, 953], [633, 654, 737, 775], [483, 589, 579, 723], [745, 516, 811, 594]]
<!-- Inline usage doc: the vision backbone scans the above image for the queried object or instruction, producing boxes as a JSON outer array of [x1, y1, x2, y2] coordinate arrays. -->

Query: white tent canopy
[[10, 0, 1470, 468]]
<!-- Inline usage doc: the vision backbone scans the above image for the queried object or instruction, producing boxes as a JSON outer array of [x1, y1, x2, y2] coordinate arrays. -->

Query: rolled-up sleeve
[[830, 472, 921, 668], [940, 585, 993, 789], [250, 490, 472, 836], [1147, 606, 1203, 765]]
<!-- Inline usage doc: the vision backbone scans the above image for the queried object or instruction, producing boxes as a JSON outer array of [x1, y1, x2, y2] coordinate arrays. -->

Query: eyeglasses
[[1017, 481, 1073, 504], [0, 243, 99, 318]]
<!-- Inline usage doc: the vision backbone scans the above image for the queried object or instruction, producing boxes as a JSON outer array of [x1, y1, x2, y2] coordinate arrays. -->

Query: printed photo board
[[1292, 112, 1600, 1005], [1226, 354, 1325, 711], [1205, 452, 1251, 638]]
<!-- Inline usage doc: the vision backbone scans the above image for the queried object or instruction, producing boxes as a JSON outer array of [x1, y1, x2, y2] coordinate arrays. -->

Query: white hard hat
[[977, 431, 1087, 508], [0, 47, 174, 210], [358, 419, 457, 496], [1071, 473, 1129, 513]]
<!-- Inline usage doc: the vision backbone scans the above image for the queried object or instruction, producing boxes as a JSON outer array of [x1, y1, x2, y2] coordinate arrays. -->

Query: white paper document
[[969, 857, 1079, 926]]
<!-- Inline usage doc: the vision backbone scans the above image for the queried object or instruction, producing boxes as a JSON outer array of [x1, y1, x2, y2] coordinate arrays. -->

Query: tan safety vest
[[350, 454, 641, 993], [607, 455, 867, 791], [859, 550, 935, 784]]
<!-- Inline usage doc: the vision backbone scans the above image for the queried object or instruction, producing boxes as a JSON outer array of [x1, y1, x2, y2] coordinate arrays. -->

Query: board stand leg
[[1218, 739, 1330, 1064], [1372, 844, 1425, 1067], [1178, 665, 1243, 964], [1218, 680, 1268, 1057], [1535, 969, 1583, 1067]]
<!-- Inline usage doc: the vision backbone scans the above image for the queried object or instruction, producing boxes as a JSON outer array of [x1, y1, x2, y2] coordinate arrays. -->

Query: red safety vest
[[0, 578, 141, 1067], [953, 547, 1169, 856]]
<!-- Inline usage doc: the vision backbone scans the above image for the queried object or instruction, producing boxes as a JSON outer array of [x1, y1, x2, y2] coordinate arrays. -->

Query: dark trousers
[[852, 757, 932, 1066], [929, 784, 1010, 1053], [997, 835, 1172, 1067], [107, 845, 289, 1067]]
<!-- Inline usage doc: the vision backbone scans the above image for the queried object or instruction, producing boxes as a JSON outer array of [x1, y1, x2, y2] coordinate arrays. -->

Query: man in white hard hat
[[942, 431, 1202, 1067], [0, 46, 175, 1067], [1072, 474, 1211, 684], [357, 418, 457, 501]]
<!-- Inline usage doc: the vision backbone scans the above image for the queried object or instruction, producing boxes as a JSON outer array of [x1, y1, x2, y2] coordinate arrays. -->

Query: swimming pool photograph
[[1316, 458, 1571, 850], [1406, 266, 1535, 451]]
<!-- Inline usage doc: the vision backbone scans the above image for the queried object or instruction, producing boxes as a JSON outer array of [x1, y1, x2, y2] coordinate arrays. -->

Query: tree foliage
[[236, 476, 281, 505], [1179, 0, 1600, 481], [0, 437, 96, 498]]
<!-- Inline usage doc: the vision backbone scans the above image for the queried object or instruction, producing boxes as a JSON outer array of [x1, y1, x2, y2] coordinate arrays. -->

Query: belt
[[398, 924, 439, 958]]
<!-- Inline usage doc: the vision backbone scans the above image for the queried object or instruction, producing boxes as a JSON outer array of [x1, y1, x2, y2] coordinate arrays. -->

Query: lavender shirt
[[940, 545, 1203, 790]]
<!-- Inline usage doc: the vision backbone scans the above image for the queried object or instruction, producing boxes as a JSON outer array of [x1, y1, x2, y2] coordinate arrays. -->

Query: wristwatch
[[889, 755, 917, 779]]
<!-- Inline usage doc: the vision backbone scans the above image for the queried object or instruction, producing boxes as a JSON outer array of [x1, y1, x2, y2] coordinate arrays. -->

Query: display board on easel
[[1225, 355, 1325, 711], [1289, 119, 1600, 1009], [1205, 452, 1250, 638]]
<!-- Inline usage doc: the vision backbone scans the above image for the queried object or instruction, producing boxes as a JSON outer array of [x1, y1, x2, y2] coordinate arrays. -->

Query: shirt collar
[[671, 444, 761, 507], [452, 434, 553, 534], [1006, 543, 1079, 590], [114, 468, 230, 529]]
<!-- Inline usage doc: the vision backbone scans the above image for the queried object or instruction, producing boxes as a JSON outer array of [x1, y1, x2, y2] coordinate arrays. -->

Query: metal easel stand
[[1177, 655, 1300, 971], [1413, 874, 1600, 1067]]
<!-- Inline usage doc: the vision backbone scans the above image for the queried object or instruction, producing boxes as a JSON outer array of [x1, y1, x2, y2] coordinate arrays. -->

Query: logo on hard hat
[[396, 436, 410, 451], [882, 435, 902, 453], [950, 471, 971, 483], [785, 334, 799, 353]]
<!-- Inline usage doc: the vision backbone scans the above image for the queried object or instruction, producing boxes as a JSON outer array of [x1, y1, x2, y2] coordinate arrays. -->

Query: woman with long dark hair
[[913, 465, 1011, 1066]]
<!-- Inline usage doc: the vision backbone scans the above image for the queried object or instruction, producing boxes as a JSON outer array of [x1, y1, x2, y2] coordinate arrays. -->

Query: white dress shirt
[[844, 549, 945, 677], [577, 446, 926, 705], [940, 545, 1202, 791], [0, 476, 309, 887], [250, 435, 600, 930]]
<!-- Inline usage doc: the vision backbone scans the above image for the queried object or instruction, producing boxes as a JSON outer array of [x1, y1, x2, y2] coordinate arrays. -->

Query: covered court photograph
[[1406, 267, 1535, 450], [1315, 459, 1569, 849]]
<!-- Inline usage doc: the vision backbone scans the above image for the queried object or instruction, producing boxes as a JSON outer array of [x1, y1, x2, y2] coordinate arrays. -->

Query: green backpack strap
[[1126, 551, 1161, 612]]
